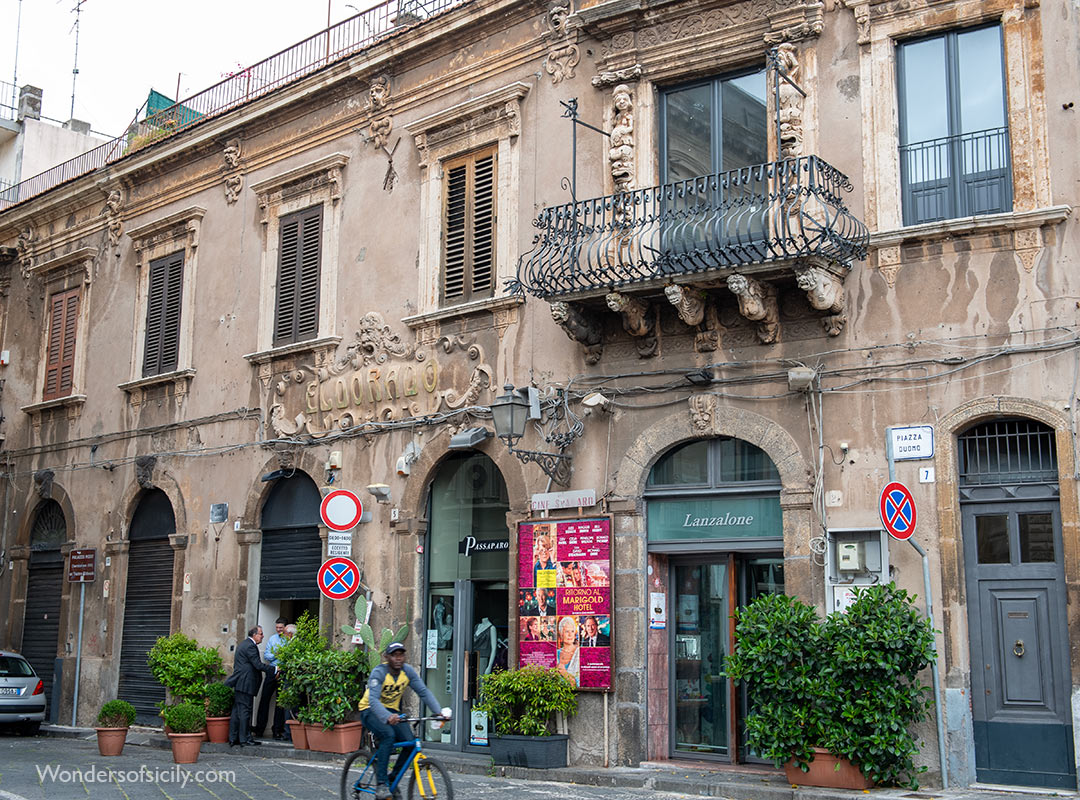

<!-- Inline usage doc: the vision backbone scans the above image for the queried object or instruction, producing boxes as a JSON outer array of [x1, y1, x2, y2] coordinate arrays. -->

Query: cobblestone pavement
[[0, 735, 718, 800]]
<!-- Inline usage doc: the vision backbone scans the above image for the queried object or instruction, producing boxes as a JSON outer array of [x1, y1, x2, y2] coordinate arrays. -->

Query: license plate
[[0, 687, 18, 696]]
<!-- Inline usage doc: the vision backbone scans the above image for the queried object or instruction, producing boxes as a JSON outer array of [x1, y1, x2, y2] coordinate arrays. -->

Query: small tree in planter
[[724, 584, 935, 790], [147, 632, 224, 704], [474, 665, 578, 768], [95, 699, 136, 756], [161, 701, 206, 764], [204, 682, 234, 743]]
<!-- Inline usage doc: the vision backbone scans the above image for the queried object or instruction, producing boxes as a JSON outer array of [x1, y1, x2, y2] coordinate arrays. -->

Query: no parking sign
[[879, 481, 917, 541], [317, 557, 361, 600]]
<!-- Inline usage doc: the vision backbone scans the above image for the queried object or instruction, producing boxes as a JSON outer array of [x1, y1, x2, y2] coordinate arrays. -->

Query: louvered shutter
[[442, 148, 496, 304], [274, 206, 322, 346], [142, 252, 184, 377], [43, 288, 79, 401]]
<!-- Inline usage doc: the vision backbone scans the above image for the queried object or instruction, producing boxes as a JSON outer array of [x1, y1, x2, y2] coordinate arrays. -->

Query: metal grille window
[[442, 147, 496, 304], [958, 419, 1057, 486], [273, 205, 322, 346], [142, 252, 184, 377], [898, 26, 1011, 225], [43, 287, 80, 401]]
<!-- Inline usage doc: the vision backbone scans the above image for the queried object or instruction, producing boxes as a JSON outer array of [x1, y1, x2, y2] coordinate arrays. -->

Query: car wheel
[[19, 721, 41, 736]]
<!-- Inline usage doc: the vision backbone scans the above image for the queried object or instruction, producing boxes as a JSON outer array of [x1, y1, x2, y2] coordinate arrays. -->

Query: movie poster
[[517, 517, 612, 691]]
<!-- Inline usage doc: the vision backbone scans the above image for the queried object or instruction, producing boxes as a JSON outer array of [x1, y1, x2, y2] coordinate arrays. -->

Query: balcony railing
[[899, 126, 1012, 226], [0, 0, 469, 213], [513, 156, 868, 300]]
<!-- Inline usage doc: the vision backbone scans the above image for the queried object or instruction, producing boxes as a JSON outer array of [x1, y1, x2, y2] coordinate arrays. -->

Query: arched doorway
[[259, 472, 321, 625], [23, 500, 65, 718], [117, 489, 176, 723], [645, 436, 783, 762], [958, 418, 1075, 789], [422, 452, 510, 751]]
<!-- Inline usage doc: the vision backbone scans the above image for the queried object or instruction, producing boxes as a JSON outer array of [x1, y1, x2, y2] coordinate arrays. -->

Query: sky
[[1, 0, 382, 139]]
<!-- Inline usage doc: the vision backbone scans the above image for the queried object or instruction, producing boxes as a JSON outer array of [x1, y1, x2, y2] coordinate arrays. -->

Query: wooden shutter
[[142, 252, 184, 377], [274, 205, 322, 346], [43, 288, 79, 401], [442, 147, 496, 304]]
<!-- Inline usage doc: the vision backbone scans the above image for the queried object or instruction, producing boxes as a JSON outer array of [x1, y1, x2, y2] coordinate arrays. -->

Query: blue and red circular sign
[[317, 557, 361, 600], [879, 481, 917, 540]]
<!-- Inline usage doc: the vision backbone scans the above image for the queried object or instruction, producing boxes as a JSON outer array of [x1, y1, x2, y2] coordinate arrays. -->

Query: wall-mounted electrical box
[[826, 528, 889, 613]]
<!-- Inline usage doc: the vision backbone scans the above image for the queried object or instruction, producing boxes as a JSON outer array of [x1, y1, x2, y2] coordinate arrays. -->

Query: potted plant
[[474, 665, 578, 768], [147, 631, 224, 707], [95, 699, 136, 756], [724, 584, 935, 790], [204, 682, 234, 744], [161, 700, 207, 764], [296, 648, 367, 753]]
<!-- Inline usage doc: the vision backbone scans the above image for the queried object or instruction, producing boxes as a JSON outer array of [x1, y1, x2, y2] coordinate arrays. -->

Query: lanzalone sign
[[266, 312, 495, 436]]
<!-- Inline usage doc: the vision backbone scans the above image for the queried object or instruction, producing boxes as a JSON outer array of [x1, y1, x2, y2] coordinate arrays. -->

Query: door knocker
[[1013, 639, 1025, 657]]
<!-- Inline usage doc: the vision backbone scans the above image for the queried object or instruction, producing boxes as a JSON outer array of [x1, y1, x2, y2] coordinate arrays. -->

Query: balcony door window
[[898, 26, 1011, 225]]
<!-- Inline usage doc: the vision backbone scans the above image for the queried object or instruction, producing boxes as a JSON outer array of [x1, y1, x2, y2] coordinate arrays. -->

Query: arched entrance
[[117, 489, 176, 723], [422, 451, 510, 751], [258, 472, 321, 625], [23, 500, 65, 717], [958, 418, 1075, 789], [645, 436, 783, 762]]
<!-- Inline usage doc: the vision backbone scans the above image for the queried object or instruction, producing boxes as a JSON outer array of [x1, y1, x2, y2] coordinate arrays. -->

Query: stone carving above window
[[608, 84, 635, 193], [775, 43, 803, 158], [794, 262, 846, 336], [544, 4, 580, 84], [102, 187, 124, 251]]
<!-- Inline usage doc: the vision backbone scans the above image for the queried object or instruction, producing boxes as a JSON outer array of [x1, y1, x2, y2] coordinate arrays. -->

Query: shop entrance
[[671, 555, 783, 759], [23, 500, 66, 722], [422, 452, 509, 751]]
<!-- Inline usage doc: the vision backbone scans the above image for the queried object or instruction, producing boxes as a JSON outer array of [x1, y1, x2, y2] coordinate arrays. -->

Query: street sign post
[[317, 557, 361, 600], [879, 481, 917, 540], [320, 490, 364, 532], [65, 548, 96, 728]]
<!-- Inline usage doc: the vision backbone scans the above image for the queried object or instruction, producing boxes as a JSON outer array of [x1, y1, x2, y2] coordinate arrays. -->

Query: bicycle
[[340, 717, 454, 800]]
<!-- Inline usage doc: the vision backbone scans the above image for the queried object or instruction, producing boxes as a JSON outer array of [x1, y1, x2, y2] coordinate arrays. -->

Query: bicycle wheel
[[407, 755, 453, 800], [340, 748, 376, 800]]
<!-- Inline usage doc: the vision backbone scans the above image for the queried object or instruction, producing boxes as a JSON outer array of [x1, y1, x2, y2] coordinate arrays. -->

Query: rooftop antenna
[[11, 0, 23, 111], [67, 0, 88, 121]]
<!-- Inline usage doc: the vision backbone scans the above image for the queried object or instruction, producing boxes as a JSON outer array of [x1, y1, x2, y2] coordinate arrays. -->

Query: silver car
[[0, 651, 47, 734]]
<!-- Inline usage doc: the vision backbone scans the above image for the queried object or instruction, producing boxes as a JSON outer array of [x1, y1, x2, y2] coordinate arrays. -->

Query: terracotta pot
[[95, 727, 128, 756], [305, 721, 363, 754], [168, 732, 204, 764], [785, 747, 873, 790], [205, 716, 230, 744], [286, 719, 308, 750]]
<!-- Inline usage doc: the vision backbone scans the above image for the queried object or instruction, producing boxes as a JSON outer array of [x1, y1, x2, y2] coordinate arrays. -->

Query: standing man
[[226, 625, 275, 747], [253, 617, 288, 740]]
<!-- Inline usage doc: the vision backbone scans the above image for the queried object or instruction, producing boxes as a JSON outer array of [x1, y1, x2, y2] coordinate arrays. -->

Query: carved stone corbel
[[15, 226, 34, 278], [592, 64, 643, 89], [367, 75, 394, 150], [606, 291, 658, 357], [33, 469, 55, 499], [664, 284, 720, 352], [726, 274, 779, 344], [795, 264, 846, 336], [774, 43, 803, 159], [544, 5, 580, 84], [101, 187, 124, 252], [1014, 228, 1042, 273], [608, 84, 635, 193], [135, 455, 157, 489], [551, 301, 603, 364], [688, 393, 716, 433], [222, 138, 244, 204]]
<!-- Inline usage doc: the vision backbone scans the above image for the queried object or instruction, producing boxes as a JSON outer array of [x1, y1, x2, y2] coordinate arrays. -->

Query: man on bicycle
[[358, 642, 448, 800]]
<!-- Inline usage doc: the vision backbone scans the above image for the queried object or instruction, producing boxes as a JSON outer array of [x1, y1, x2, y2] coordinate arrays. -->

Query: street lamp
[[490, 383, 572, 485]]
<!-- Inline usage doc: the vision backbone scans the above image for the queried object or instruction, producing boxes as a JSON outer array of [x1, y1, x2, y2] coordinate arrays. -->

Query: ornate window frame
[[403, 82, 529, 321], [246, 153, 348, 359], [21, 247, 95, 419], [120, 206, 205, 405]]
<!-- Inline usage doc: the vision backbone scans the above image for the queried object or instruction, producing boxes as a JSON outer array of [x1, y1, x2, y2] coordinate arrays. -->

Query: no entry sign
[[879, 481, 917, 540], [317, 557, 361, 600], [320, 489, 364, 532]]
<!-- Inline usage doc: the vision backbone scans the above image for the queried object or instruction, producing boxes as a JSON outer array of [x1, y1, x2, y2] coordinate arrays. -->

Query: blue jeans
[[360, 709, 414, 786]]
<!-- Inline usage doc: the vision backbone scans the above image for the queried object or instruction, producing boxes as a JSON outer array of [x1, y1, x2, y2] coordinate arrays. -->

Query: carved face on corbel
[[369, 75, 391, 110], [548, 4, 569, 37]]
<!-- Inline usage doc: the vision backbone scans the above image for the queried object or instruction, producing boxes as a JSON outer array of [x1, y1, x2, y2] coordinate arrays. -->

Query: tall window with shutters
[[43, 288, 80, 401], [142, 252, 184, 377], [274, 205, 323, 347], [442, 147, 496, 305]]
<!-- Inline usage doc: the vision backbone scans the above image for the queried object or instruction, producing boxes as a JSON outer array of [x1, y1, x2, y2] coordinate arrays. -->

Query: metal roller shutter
[[22, 556, 63, 706], [116, 538, 174, 724], [260, 527, 322, 600]]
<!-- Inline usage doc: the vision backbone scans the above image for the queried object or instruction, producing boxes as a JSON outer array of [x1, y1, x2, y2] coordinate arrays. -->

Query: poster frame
[[514, 514, 614, 693]]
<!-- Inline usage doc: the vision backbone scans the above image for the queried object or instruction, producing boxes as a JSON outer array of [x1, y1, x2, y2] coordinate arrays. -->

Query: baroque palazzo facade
[[0, 0, 1077, 789]]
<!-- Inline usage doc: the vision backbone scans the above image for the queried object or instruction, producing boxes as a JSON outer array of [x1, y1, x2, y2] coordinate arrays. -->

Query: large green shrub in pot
[[97, 699, 137, 729], [724, 584, 936, 790], [147, 632, 224, 703], [161, 701, 206, 734], [474, 666, 577, 737], [204, 682, 234, 717]]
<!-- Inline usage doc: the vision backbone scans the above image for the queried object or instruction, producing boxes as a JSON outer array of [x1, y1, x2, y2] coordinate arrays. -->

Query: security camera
[[366, 484, 392, 504]]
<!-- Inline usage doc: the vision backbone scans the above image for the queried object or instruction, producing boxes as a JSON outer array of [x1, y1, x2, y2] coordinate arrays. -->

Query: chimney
[[17, 85, 42, 122]]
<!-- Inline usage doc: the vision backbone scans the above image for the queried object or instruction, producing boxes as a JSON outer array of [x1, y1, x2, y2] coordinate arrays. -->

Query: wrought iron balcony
[[512, 155, 868, 300]]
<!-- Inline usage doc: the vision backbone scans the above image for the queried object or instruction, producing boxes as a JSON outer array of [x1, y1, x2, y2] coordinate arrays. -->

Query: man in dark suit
[[226, 625, 275, 747], [582, 616, 610, 647]]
